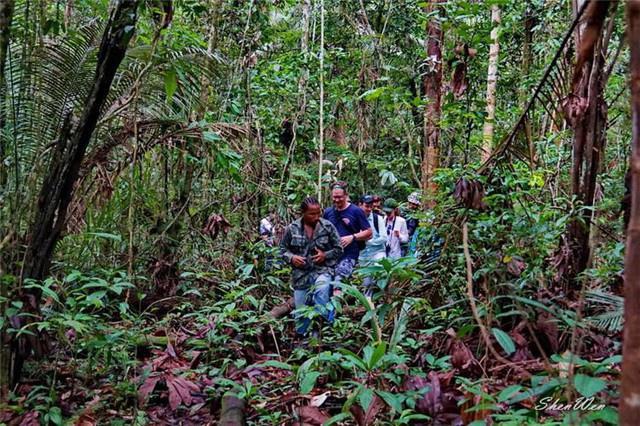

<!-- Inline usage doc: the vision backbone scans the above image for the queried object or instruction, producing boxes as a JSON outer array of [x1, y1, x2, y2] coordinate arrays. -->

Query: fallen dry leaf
[[350, 393, 385, 426], [74, 413, 96, 426], [203, 213, 231, 240], [166, 373, 200, 411], [18, 411, 40, 426], [138, 374, 162, 406], [296, 405, 330, 425], [309, 391, 330, 407]]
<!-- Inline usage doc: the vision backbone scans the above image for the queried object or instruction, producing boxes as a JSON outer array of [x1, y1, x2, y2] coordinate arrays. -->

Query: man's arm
[[323, 223, 344, 261], [279, 226, 295, 263], [398, 219, 409, 243], [353, 208, 372, 241]]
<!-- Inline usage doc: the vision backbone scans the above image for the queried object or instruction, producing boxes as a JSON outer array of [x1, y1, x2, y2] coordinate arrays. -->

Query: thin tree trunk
[[0, 0, 14, 187], [197, 0, 223, 118], [622, 2, 640, 423], [279, 0, 311, 191], [64, 0, 74, 29], [317, 0, 325, 200], [559, 0, 611, 286], [420, 0, 443, 204], [298, 0, 311, 120], [522, 3, 536, 167], [0, 0, 15, 402], [13, 0, 139, 385], [481, 4, 500, 162]]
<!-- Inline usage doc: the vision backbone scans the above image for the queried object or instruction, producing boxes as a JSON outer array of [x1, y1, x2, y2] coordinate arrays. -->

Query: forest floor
[[0, 255, 622, 425]]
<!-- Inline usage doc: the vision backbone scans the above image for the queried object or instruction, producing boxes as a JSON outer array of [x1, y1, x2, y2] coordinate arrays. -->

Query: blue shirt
[[323, 204, 371, 261]]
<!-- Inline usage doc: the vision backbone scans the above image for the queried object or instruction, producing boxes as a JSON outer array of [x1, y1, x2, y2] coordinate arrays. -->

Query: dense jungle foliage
[[0, 0, 637, 424]]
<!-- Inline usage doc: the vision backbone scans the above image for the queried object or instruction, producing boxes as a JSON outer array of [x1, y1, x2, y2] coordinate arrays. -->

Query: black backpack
[[371, 212, 380, 235]]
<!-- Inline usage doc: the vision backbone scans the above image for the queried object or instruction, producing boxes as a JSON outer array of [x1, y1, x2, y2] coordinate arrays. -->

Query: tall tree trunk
[[558, 0, 612, 286], [420, 0, 443, 204], [622, 2, 640, 423], [0, 0, 13, 187], [279, 0, 311, 192], [481, 4, 500, 162], [522, 4, 536, 166], [0, 0, 15, 402], [197, 0, 222, 118], [12, 0, 138, 385]]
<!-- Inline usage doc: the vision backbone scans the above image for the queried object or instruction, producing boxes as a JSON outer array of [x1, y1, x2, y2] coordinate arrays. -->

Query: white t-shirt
[[385, 215, 409, 259]]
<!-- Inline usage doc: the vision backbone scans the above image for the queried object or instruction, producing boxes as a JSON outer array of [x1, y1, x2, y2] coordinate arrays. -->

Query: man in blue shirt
[[323, 181, 372, 295]]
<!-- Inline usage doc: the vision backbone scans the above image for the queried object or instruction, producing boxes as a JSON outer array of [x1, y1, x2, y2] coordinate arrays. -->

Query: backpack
[[371, 212, 380, 235]]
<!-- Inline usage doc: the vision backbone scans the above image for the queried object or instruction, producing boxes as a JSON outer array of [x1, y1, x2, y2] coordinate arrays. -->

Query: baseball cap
[[383, 198, 399, 213], [361, 195, 374, 204]]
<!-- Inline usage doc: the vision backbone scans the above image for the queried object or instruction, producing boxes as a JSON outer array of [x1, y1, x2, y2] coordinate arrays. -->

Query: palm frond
[[585, 290, 623, 333]]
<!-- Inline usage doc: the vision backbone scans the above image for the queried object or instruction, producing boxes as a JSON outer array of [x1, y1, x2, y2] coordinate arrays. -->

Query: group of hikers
[[268, 180, 429, 336]]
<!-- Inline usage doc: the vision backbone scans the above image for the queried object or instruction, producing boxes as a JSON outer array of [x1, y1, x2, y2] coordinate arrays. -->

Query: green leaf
[[254, 360, 293, 370], [164, 68, 177, 101], [498, 384, 522, 402], [324, 413, 352, 425], [358, 387, 374, 412], [376, 390, 403, 412], [300, 371, 321, 394], [390, 301, 413, 349], [379, 170, 398, 187], [85, 291, 107, 307], [48, 406, 63, 425], [359, 86, 386, 101], [586, 407, 618, 425], [508, 378, 562, 404], [86, 232, 122, 242], [368, 342, 387, 369], [574, 374, 606, 398], [491, 328, 515, 355], [343, 284, 373, 312], [41, 285, 61, 305], [63, 319, 89, 333], [338, 348, 368, 371], [203, 131, 221, 143]]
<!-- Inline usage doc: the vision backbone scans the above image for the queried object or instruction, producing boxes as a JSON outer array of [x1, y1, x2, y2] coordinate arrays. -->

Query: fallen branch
[[134, 335, 204, 348], [462, 223, 531, 378], [268, 297, 295, 319], [220, 392, 246, 426]]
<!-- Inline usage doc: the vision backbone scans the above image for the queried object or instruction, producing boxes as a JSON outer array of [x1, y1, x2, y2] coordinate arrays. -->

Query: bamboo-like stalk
[[317, 0, 324, 201], [481, 4, 501, 162]]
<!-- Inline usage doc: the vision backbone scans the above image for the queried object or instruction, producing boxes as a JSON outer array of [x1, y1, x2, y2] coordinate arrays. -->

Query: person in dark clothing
[[280, 197, 343, 335], [406, 192, 421, 238], [323, 181, 372, 295], [403, 192, 423, 257], [372, 195, 385, 217]]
